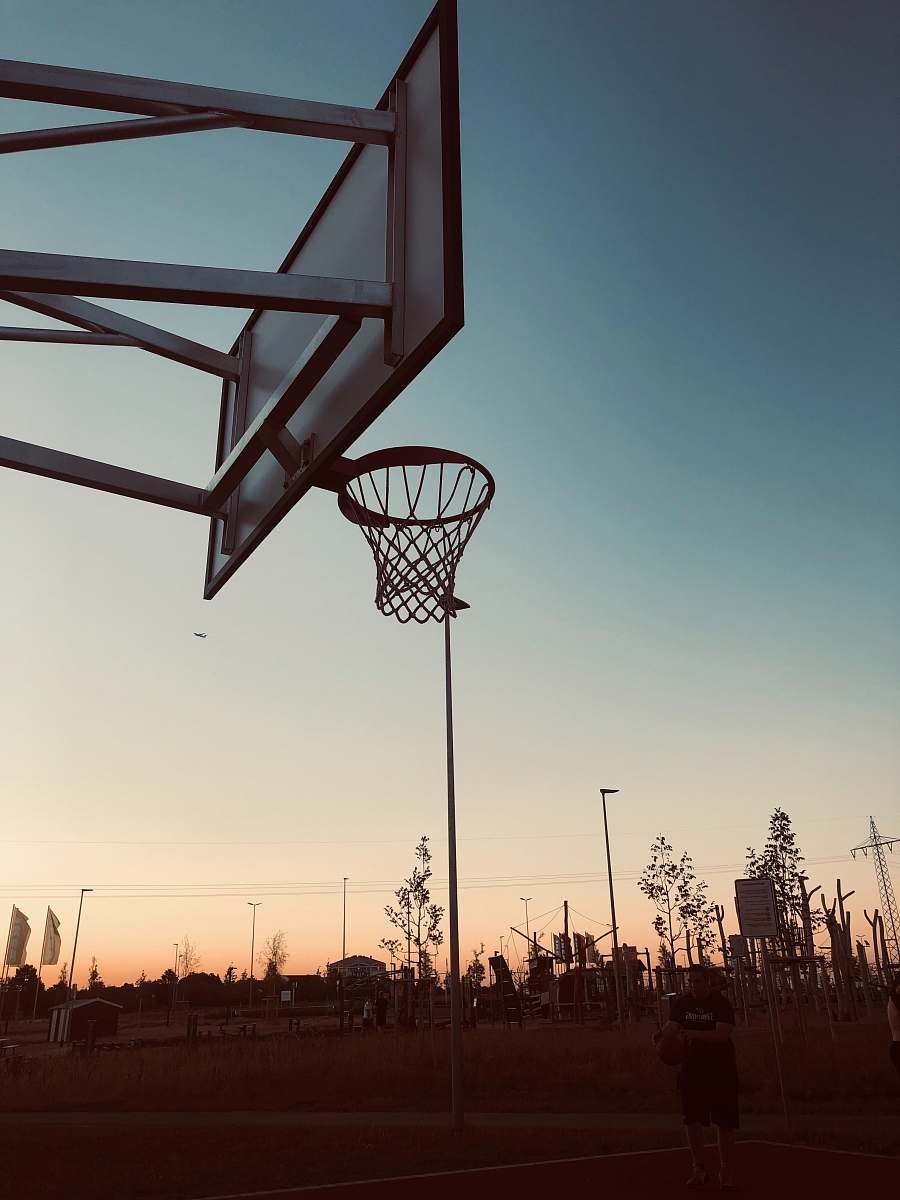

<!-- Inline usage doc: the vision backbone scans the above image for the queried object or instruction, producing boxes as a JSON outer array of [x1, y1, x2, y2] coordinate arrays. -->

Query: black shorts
[[678, 1060, 739, 1129], [891, 1042, 900, 1077]]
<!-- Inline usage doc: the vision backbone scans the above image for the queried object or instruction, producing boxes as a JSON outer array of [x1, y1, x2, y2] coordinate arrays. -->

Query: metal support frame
[[0, 41, 412, 526], [0, 111, 250, 155], [204, 315, 361, 513], [384, 79, 407, 366], [0, 59, 396, 144], [0, 327, 135, 345], [2, 291, 239, 380], [0, 251, 391, 317], [0, 435, 222, 516]]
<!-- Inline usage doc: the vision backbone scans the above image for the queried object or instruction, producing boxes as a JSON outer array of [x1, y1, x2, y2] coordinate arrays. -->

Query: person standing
[[658, 964, 739, 1191], [888, 973, 900, 1077], [375, 991, 388, 1032]]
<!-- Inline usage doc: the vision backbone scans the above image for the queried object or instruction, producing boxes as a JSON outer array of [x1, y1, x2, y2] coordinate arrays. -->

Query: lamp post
[[520, 897, 532, 945], [599, 788, 623, 1026], [68, 887, 92, 999], [342, 877, 348, 965], [247, 902, 260, 1008]]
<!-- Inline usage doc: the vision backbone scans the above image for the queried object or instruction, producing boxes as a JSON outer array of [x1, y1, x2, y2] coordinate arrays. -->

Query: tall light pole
[[520, 896, 532, 950], [599, 788, 623, 1027], [342, 877, 348, 964], [247, 902, 260, 1008], [68, 887, 92, 999]]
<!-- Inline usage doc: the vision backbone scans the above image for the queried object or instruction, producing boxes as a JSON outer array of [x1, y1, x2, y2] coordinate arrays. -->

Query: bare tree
[[180, 934, 201, 977]]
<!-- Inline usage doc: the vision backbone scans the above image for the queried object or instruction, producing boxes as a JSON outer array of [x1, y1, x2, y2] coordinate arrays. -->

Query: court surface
[[204, 1141, 897, 1198]]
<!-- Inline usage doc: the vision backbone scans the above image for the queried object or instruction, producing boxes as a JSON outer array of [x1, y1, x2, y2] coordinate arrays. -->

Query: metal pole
[[444, 611, 464, 1132], [247, 902, 260, 1008], [68, 888, 92, 999], [520, 897, 531, 946], [32, 915, 45, 1021], [600, 790, 624, 1026], [342, 877, 348, 963]]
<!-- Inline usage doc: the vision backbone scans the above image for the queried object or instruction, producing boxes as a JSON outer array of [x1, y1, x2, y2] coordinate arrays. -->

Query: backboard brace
[[0, 0, 463, 599]]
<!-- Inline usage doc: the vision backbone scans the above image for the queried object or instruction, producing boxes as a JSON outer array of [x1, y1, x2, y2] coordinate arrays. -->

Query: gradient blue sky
[[1, 0, 897, 984]]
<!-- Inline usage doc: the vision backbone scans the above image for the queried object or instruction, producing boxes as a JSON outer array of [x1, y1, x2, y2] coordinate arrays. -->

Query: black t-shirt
[[670, 990, 736, 1071]]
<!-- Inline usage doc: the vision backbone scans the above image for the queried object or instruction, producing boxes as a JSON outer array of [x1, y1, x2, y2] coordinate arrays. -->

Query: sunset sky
[[1, 0, 897, 987]]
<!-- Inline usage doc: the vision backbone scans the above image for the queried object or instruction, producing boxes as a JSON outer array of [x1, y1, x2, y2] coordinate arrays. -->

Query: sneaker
[[719, 1172, 738, 1192], [686, 1164, 708, 1189]]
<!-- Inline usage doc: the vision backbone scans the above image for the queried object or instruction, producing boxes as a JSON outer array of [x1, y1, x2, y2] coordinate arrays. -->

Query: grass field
[[3, 1013, 898, 1127]]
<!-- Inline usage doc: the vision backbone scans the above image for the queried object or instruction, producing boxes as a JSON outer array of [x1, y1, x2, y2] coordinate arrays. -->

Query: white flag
[[5, 906, 31, 967], [42, 908, 62, 967]]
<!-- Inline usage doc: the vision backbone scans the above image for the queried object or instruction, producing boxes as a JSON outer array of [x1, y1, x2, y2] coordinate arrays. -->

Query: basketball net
[[337, 447, 494, 623]]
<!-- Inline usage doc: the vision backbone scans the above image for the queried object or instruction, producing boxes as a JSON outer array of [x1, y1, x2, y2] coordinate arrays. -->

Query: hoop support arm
[[0, 327, 136, 345], [2, 290, 240, 380], [0, 251, 392, 317], [203, 315, 361, 512], [0, 59, 397, 145], [0, 111, 251, 155], [0, 435, 221, 516]]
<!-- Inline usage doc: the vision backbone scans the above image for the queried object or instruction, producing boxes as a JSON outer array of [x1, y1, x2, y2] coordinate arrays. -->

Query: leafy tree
[[746, 807, 807, 945], [223, 964, 238, 986], [258, 931, 289, 979], [639, 835, 716, 965], [57, 962, 68, 986], [87, 956, 104, 992], [465, 947, 485, 988]]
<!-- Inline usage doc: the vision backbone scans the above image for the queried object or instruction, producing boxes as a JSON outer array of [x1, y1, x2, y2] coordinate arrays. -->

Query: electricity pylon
[[851, 816, 900, 968]]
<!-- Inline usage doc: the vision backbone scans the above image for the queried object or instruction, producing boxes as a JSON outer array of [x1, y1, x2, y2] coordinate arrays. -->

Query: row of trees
[[1, 929, 295, 1019], [639, 806, 816, 966]]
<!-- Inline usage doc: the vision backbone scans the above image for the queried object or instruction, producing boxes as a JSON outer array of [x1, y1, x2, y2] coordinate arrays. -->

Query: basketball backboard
[[0, 0, 462, 599], [204, 0, 462, 597]]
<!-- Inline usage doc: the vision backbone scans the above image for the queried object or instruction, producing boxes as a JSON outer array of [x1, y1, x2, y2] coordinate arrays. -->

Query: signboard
[[734, 877, 778, 938], [728, 934, 747, 959], [280, 990, 291, 1003]]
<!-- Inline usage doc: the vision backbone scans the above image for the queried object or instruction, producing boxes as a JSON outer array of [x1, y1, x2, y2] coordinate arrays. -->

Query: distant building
[[48, 997, 123, 1043], [328, 955, 386, 979]]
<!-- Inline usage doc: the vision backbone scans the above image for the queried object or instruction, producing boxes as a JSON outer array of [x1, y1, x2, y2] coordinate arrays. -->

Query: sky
[[1, 0, 898, 987]]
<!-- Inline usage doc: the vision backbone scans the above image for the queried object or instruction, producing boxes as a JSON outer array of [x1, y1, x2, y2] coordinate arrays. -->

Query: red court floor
[[206, 1141, 897, 1198]]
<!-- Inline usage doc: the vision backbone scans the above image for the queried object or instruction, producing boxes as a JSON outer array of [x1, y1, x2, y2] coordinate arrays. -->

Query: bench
[[0, 1041, 18, 1057]]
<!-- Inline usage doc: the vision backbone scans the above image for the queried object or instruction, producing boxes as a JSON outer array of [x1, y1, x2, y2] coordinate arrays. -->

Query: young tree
[[87, 956, 104, 992], [746, 807, 808, 946], [180, 935, 201, 977], [465, 947, 485, 988], [57, 962, 68, 986], [384, 835, 445, 982], [638, 835, 716, 966], [258, 931, 289, 979], [223, 964, 238, 987]]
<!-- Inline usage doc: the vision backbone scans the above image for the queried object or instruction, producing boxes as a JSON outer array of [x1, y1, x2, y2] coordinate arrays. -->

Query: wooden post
[[864, 909, 883, 987]]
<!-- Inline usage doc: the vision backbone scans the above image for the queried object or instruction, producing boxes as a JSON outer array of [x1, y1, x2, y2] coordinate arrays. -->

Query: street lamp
[[599, 788, 624, 1027], [520, 896, 533, 952], [342, 877, 348, 965], [68, 887, 92, 999], [247, 902, 261, 1008]]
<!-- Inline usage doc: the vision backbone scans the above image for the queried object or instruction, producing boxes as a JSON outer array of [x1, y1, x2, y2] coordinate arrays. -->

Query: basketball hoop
[[337, 446, 494, 624]]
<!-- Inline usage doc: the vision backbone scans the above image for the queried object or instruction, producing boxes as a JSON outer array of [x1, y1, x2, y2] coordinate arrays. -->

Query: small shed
[[48, 998, 123, 1043]]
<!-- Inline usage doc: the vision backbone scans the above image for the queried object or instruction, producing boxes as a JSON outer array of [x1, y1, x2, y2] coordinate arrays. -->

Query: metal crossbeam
[[204, 315, 361, 511], [0, 435, 218, 516], [2, 291, 240, 380], [0, 111, 248, 155], [0, 59, 396, 145], [0, 327, 135, 345], [0, 252, 392, 317]]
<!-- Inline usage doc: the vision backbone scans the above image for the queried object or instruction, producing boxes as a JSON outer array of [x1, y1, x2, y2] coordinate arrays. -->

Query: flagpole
[[32, 909, 48, 1021], [1, 907, 15, 1022]]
